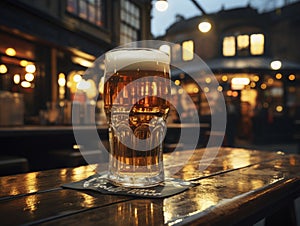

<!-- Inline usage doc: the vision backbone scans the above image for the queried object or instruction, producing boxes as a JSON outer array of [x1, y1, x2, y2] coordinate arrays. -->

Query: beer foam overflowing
[[105, 48, 170, 73]]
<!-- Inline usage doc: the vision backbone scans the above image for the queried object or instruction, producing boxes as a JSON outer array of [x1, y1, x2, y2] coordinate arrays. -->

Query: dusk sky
[[151, 0, 287, 37]]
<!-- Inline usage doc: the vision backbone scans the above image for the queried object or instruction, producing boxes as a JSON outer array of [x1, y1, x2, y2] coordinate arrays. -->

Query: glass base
[[107, 173, 164, 188]]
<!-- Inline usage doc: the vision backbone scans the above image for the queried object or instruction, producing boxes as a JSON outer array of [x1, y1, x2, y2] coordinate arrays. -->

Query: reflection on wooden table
[[0, 147, 300, 225]]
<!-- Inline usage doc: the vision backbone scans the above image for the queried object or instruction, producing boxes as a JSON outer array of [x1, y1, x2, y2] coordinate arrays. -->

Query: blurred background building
[[0, 0, 152, 125], [0, 0, 300, 174], [158, 1, 300, 145]]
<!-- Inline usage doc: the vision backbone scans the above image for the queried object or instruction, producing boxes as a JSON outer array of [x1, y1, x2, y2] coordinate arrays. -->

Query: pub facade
[[0, 0, 152, 125]]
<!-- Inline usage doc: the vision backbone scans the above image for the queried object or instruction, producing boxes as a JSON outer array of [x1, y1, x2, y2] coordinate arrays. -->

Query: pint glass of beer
[[103, 48, 170, 187]]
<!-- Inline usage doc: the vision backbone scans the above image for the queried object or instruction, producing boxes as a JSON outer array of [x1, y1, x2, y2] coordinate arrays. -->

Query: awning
[[206, 57, 300, 71], [171, 57, 300, 77]]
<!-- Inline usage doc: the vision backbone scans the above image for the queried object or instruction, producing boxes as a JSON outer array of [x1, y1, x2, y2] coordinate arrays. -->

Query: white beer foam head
[[105, 48, 170, 73]]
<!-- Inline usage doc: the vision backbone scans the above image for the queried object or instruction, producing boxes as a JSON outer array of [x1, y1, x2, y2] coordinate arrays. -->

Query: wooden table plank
[[0, 147, 282, 198], [1, 148, 300, 226], [163, 147, 285, 180], [0, 155, 296, 226], [0, 165, 97, 199], [0, 189, 133, 226]]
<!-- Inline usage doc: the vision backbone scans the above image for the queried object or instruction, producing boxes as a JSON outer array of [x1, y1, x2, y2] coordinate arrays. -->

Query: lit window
[[172, 44, 181, 62], [79, 0, 88, 19], [182, 40, 194, 61], [237, 35, 249, 56], [159, 44, 171, 61], [223, 36, 235, 56], [66, 0, 105, 27], [250, 34, 264, 55], [67, 0, 77, 13], [120, 0, 140, 44], [222, 33, 265, 57], [237, 35, 249, 50]]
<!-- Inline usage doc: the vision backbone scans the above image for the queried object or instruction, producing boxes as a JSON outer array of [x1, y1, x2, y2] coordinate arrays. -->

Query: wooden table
[[1, 147, 300, 226]]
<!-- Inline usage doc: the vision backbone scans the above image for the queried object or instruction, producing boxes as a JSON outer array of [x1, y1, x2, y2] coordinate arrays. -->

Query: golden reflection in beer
[[134, 208, 139, 225], [150, 202, 154, 214], [116, 203, 126, 223], [25, 173, 39, 193], [24, 195, 38, 213], [80, 193, 95, 208], [118, 205, 122, 214]]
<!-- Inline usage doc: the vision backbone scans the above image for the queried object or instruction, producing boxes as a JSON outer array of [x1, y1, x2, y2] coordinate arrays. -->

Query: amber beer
[[104, 48, 170, 187]]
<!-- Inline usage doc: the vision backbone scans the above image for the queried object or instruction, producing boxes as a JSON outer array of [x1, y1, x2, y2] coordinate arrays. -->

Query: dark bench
[[47, 148, 105, 168], [0, 155, 29, 176]]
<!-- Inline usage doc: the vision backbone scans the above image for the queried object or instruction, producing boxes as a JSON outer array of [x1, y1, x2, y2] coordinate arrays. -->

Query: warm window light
[[231, 77, 250, 86], [155, 0, 168, 12], [232, 91, 238, 97], [205, 77, 211, 84], [231, 78, 250, 90], [267, 78, 274, 85], [182, 40, 194, 61], [21, 81, 31, 88], [77, 79, 91, 90], [58, 73, 66, 86], [203, 87, 209, 93], [178, 88, 183, 94], [20, 60, 28, 67], [174, 80, 180, 86], [0, 64, 8, 74], [276, 73, 282, 79], [223, 36, 235, 56], [217, 86, 223, 92], [72, 56, 93, 68], [25, 64, 36, 73], [193, 87, 199, 93], [73, 74, 82, 83], [237, 35, 249, 50], [98, 76, 105, 94], [250, 34, 264, 55], [198, 21, 212, 33], [289, 74, 296, 81], [25, 73, 34, 82], [270, 60, 282, 70], [85, 79, 97, 99], [13, 74, 21, 84], [253, 75, 260, 82], [159, 44, 171, 56], [5, 48, 16, 56], [221, 75, 228, 82], [159, 44, 171, 62], [261, 83, 267, 90], [231, 84, 245, 90], [276, 105, 283, 112]]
